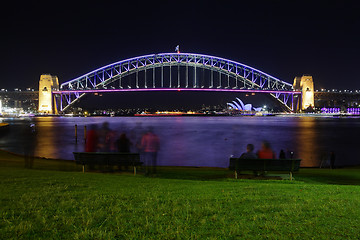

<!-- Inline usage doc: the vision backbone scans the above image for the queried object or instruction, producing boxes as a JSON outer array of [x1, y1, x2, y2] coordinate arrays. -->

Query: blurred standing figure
[[116, 133, 132, 153], [257, 141, 276, 159], [107, 129, 118, 152], [98, 122, 110, 151], [129, 122, 144, 153], [85, 124, 98, 152], [23, 123, 37, 168], [98, 122, 116, 152], [141, 127, 160, 176]]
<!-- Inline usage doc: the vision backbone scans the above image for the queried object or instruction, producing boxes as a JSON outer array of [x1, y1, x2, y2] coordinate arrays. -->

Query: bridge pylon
[[293, 75, 315, 111], [38, 74, 59, 114]]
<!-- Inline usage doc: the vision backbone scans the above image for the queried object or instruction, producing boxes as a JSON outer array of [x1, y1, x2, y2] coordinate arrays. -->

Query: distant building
[[38, 74, 59, 114], [0, 90, 38, 113], [227, 97, 262, 112]]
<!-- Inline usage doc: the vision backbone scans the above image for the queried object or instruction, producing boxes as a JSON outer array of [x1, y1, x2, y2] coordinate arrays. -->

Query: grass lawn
[[1, 150, 360, 239]]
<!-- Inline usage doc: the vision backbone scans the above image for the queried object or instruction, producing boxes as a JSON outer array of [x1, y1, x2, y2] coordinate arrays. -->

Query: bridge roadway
[[54, 88, 300, 94], [315, 91, 360, 107]]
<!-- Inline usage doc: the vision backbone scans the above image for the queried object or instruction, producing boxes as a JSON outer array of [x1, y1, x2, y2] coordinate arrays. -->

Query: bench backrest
[[229, 158, 301, 172], [73, 152, 140, 166]]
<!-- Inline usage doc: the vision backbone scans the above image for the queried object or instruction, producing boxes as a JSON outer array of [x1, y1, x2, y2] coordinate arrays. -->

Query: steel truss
[[57, 53, 297, 111]]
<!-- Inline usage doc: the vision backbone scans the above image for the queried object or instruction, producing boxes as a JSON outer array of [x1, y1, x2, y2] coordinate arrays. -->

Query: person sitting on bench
[[257, 141, 276, 159], [240, 144, 257, 159]]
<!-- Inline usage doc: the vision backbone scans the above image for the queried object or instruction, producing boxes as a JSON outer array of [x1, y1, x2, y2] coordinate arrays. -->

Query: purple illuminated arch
[[60, 52, 293, 91], [56, 53, 298, 111]]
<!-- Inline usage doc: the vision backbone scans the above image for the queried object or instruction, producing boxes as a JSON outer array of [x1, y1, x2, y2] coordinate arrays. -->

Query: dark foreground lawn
[[1, 150, 360, 239]]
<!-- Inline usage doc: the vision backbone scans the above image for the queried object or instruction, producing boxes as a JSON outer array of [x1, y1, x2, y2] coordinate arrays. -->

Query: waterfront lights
[[320, 107, 343, 114], [347, 108, 360, 114]]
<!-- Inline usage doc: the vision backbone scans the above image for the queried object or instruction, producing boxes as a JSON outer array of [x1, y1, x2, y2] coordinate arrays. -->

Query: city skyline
[[2, 1, 360, 91]]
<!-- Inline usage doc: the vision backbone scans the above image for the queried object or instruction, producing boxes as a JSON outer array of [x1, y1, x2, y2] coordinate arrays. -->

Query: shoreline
[[1, 149, 359, 170]]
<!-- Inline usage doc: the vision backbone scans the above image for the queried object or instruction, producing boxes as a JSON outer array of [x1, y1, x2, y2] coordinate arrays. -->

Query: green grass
[[1, 150, 360, 239]]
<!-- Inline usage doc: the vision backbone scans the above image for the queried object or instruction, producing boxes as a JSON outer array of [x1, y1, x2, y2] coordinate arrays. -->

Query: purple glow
[[53, 88, 301, 95], [60, 53, 293, 88], [347, 108, 360, 114], [321, 107, 341, 113]]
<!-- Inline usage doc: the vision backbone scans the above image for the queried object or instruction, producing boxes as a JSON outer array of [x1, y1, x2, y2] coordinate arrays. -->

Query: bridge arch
[[56, 53, 298, 111]]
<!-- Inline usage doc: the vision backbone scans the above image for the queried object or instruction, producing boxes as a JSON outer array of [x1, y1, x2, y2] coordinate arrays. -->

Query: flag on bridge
[[175, 45, 180, 53]]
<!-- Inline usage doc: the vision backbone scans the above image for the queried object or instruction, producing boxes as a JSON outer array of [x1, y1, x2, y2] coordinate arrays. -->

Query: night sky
[[2, 0, 360, 91]]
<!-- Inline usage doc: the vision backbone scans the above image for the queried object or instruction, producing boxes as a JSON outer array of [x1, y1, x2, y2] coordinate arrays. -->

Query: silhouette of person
[[279, 149, 286, 159], [240, 144, 257, 159], [116, 133, 132, 153], [141, 127, 160, 176], [240, 143, 258, 176]]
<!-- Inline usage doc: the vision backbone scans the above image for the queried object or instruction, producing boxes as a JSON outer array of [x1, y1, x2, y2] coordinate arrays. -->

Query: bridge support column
[[201, 67, 204, 88], [210, 70, 213, 88], [293, 75, 315, 111], [60, 94, 63, 112], [169, 64, 172, 88], [227, 73, 230, 88], [38, 74, 59, 114], [218, 71, 221, 88], [144, 68, 147, 88], [178, 64, 180, 88], [161, 65, 164, 88], [153, 66, 155, 88], [194, 64, 197, 88], [186, 65, 189, 88]]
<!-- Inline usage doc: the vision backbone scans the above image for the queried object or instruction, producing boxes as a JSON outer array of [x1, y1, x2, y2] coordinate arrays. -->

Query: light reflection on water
[[0, 116, 359, 167], [294, 118, 319, 167]]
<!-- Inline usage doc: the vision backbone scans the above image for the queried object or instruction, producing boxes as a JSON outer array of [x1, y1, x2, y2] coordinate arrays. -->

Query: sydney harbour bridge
[[38, 53, 308, 113]]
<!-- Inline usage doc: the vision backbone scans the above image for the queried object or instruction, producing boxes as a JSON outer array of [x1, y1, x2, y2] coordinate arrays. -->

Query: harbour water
[[1, 116, 360, 168]]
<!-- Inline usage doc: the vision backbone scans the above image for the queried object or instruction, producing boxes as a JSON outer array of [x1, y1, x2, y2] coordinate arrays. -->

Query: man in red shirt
[[141, 127, 160, 176]]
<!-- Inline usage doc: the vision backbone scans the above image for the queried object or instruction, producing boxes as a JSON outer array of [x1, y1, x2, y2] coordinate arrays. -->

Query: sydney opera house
[[227, 98, 263, 112]]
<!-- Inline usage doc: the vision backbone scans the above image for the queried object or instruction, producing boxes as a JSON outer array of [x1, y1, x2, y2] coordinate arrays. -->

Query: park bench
[[73, 152, 143, 175], [229, 158, 301, 180]]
